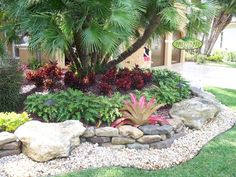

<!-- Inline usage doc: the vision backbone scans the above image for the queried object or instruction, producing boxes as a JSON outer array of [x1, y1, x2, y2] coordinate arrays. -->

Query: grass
[[206, 61, 236, 68], [58, 87, 236, 177]]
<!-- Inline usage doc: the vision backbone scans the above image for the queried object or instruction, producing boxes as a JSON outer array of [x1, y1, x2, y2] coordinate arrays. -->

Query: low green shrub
[[0, 112, 31, 132], [206, 50, 224, 62], [25, 89, 127, 125], [225, 52, 236, 62], [28, 58, 42, 70], [196, 54, 207, 64], [0, 63, 23, 112], [140, 69, 190, 104], [185, 52, 196, 62]]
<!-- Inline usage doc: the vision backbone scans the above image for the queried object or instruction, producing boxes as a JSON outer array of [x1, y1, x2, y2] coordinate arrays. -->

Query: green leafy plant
[[25, 89, 127, 125], [0, 63, 23, 112], [111, 93, 168, 128], [139, 69, 190, 105], [28, 58, 42, 70], [196, 54, 207, 64], [0, 112, 31, 132]]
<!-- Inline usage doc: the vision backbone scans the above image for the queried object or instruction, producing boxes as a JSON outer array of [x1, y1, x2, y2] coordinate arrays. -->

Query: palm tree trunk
[[204, 13, 232, 56], [104, 14, 161, 69]]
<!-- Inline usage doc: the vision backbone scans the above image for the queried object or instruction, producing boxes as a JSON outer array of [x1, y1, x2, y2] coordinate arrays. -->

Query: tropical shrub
[[26, 62, 63, 90], [111, 93, 169, 128], [140, 69, 190, 105], [0, 64, 23, 112], [0, 112, 31, 132], [25, 89, 127, 125], [207, 55, 223, 62], [99, 66, 152, 94], [196, 54, 207, 64], [28, 58, 42, 70], [225, 51, 236, 62]]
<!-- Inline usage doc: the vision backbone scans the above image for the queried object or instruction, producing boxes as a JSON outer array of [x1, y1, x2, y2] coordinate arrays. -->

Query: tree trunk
[[104, 15, 161, 69], [204, 13, 232, 56]]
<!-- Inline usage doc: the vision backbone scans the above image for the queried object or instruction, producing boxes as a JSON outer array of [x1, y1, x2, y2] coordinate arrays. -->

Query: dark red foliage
[[132, 75, 145, 90], [142, 72, 153, 83], [101, 67, 117, 84], [64, 71, 79, 88], [26, 63, 63, 90], [98, 82, 112, 95], [115, 77, 132, 91]]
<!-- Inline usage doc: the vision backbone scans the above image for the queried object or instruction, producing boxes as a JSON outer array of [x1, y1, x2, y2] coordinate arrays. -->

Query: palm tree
[[203, 0, 236, 56], [1, 0, 216, 74]]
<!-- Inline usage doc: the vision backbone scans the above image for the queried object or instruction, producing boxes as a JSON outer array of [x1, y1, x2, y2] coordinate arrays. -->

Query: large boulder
[[169, 98, 220, 129], [15, 120, 86, 162]]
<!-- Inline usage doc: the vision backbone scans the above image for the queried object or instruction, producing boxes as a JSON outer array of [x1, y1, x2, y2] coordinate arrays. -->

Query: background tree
[[1, 0, 216, 75], [203, 0, 236, 56]]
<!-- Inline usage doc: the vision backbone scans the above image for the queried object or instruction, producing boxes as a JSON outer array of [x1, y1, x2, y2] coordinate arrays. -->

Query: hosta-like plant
[[111, 93, 169, 127]]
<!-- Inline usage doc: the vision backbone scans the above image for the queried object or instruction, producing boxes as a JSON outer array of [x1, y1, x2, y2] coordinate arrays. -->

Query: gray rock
[[95, 127, 119, 137], [150, 132, 186, 149], [101, 143, 125, 149], [168, 118, 184, 130], [80, 137, 87, 143], [0, 132, 17, 146], [170, 97, 221, 129], [190, 86, 218, 102], [161, 134, 167, 141], [0, 141, 21, 150], [15, 120, 86, 162], [137, 135, 161, 144], [83, 127, 95, 138], [127, 143, 149, 150], [112, 137, 135, 145], [87, 136, 111, 144], [118, 125, 143, 139], [150, 138, 174, 149], [0, 149, 21, 158], [139, 125, 173, 135]]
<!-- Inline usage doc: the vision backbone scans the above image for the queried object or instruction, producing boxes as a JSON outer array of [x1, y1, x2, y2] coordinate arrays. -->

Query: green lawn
[[58, 87, 236, 177], [206, 61, 236, 68]]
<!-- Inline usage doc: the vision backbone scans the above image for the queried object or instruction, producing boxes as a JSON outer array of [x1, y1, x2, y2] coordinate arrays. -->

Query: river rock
[[127, 143, 149, 150], [169, 97, 220, 129], [118, 125, 143, 139], [112, 137, 135, 145], [139, 125, 173, 135], [87, 136, 111, 144], [101, 143, 125, 149], [137, 135, 161, 144], [0, 149, 21, 158], [150, 132, 186, 149], [83, 127, 95, 138], [15, 120, 86, 162], [168, 118, 184, 130], [0, 132, 17, 146], [0, 141, 21, 150], [95, 127, 119, 137]]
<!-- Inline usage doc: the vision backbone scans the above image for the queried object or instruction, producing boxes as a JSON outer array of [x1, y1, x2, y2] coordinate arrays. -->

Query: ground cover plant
[[56, 87, 236, 177], [0, 112, 31, 132], [25, 68, 190, 126]]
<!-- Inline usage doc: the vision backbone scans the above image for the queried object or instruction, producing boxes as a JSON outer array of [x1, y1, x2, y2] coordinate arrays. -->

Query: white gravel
[[0, 107, 235, 177]]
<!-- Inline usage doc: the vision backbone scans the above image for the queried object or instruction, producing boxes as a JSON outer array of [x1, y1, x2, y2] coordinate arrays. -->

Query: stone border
[[0, 88, 235, 177], [0, 132, 21, 158], [80, 122, 185, 150]]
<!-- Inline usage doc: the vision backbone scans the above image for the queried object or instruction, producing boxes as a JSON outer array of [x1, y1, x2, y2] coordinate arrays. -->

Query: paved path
[[164, 62, 236, 89]]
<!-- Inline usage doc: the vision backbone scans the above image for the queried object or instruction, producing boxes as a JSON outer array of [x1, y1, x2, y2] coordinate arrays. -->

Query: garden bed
[[0, 92, 235, 177]]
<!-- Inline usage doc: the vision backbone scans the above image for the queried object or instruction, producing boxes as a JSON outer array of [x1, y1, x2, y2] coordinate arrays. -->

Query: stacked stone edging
[[0, 132, 21, 158], [81, 120, 186, 150]]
